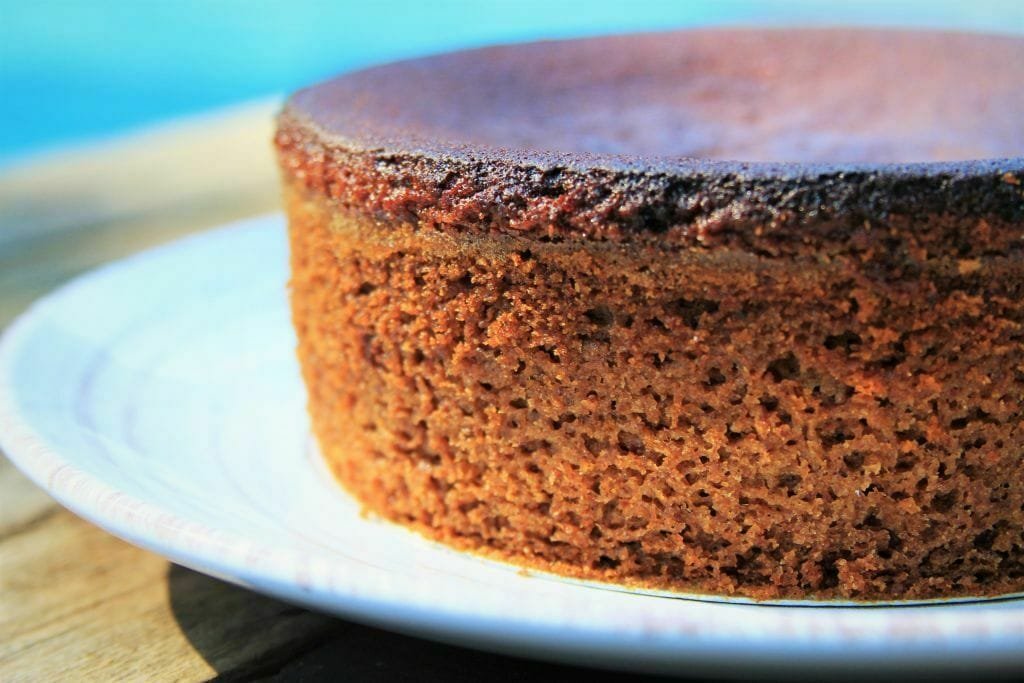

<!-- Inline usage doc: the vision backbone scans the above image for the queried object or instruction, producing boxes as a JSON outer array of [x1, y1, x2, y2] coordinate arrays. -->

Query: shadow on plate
[[167, 563, 710, 682]]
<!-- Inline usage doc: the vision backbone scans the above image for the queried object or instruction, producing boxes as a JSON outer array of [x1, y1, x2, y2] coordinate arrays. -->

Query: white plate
[[3, 214, 1024, 678]]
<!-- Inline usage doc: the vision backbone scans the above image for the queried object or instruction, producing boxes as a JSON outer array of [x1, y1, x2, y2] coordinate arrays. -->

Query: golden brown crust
[[276, 28, 1024, 248], [286, 180, 1024, 601], [275, 108, 1024, 253]]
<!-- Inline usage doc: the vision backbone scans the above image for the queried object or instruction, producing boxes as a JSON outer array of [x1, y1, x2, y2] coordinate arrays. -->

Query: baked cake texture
[[275, 28, 1024, 601]]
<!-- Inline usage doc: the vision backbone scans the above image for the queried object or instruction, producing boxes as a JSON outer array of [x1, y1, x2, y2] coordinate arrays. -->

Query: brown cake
[[275, 28, 1024, 601]]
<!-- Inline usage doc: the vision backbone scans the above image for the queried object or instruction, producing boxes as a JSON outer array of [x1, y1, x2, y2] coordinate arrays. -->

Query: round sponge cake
[[275, 28, 1024, 601]]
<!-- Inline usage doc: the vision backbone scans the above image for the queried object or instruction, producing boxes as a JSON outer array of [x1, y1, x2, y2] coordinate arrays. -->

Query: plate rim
[[3, 213, 1024, 675]]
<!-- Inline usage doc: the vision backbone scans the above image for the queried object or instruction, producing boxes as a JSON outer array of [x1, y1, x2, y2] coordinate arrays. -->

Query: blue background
[[2, 1, 1022, 163]]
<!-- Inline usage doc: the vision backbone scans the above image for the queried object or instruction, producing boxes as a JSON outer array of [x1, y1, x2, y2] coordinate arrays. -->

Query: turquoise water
[[2, 1, 1021, 162]]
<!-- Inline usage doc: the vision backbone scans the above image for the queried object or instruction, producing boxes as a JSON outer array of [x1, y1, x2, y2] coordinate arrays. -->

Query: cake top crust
[[277, 28, 1024, 245], [289, 28, 1023, 166]]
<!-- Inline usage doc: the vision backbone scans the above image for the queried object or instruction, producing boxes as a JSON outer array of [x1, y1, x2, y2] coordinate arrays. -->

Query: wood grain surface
[[0, 104, 677, 682]]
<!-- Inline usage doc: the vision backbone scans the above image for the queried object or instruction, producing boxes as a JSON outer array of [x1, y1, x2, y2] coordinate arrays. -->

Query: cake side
[[283, 174, 1024, 601]]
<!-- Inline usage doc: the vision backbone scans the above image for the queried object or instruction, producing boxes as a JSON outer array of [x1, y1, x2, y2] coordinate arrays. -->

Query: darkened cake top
[[277, 28, 1024, 244]]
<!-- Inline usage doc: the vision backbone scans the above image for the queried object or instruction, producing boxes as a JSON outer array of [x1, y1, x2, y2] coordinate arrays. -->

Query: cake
[[275, 28, 1024, 601]]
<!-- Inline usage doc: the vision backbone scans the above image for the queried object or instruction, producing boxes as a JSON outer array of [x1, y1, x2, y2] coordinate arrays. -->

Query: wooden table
[[0, 105, 683, 682]]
